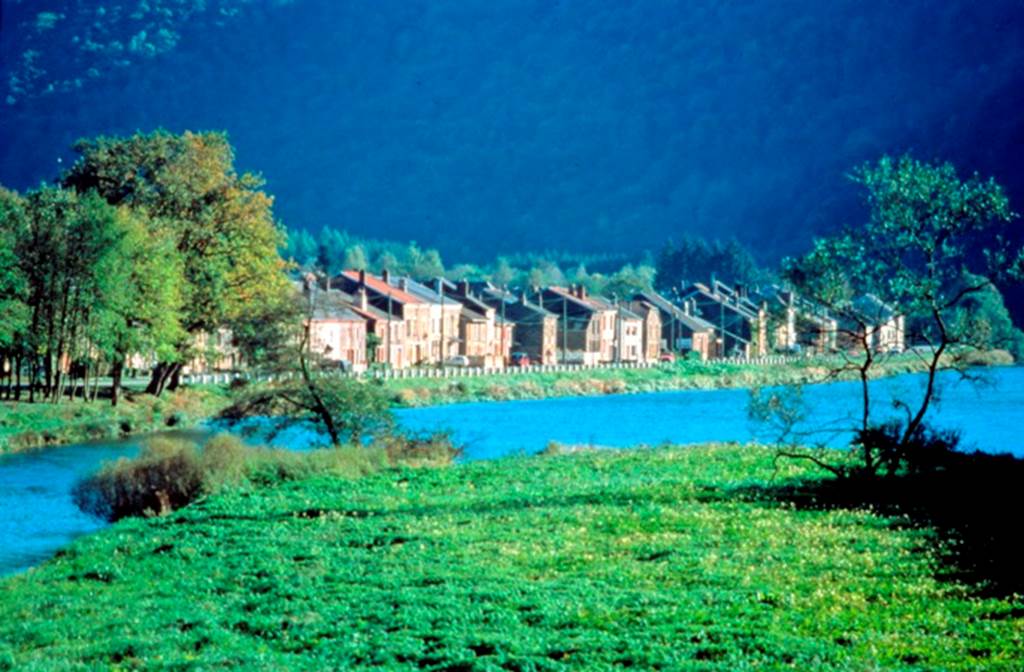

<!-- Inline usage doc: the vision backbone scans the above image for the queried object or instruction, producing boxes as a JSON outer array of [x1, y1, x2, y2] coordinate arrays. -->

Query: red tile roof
[[340, 270, 423, 305]]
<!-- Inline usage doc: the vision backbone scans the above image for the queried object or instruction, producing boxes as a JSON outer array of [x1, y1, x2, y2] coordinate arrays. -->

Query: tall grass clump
[[73, 430, 462, 521], [72, 438, 206, 521]]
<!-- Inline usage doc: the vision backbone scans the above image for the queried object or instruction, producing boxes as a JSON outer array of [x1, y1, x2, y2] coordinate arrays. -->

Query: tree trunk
[[111, 359, 124, 407]]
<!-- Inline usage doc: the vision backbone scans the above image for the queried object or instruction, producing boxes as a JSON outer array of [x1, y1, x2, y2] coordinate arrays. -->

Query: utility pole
[[386, 290, 393, 370], [562, 293, 568, 365], [613, 294, 621, 364], [500, 284, 507, 367], [439, 280, 445, 368]]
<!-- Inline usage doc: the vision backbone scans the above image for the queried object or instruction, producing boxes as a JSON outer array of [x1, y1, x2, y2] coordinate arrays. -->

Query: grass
[[1, 443, 1021, 670], [0, 387, 231, 454], [379, 352, 970, 407]]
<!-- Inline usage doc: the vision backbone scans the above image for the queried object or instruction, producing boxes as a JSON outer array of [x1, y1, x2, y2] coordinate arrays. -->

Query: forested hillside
[[2, 1, 1022, 272]]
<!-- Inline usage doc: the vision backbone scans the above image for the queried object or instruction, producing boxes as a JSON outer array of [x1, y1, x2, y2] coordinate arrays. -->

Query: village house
[[334, 269, 431, 368], [751, 285, 837, 354], [837, 294, 905, 353], [616, 306, 645, 362], [298, 282, 368, 371], [433, 279, 512, 368], [631, 290, 717, 360], [626, 299, 663, 362], [183, 327, 240, 374], [538, 286, 617, 364], [474, 283, 559, 365], [385, 276, 462, 365], [680, 280, 768, 358]]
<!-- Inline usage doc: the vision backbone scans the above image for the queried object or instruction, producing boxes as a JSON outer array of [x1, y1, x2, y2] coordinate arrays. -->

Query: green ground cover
[[0, 387, 229, 454], [1, 444, 1020, 670]]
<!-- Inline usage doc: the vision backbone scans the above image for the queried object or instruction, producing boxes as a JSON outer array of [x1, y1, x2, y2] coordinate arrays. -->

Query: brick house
[[334, 269, 432, 368], [838, 294, 905, 353], [538, 286, 617, 364], [681, 280, 768, 358], [434, 279, 512, 368], [630, 290, 716, 360], [300, 284, 368, 371], [627, 300, 663, 362], [475, 283, 559, 365]]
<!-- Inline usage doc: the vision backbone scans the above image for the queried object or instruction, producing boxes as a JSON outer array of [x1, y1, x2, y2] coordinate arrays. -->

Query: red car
[[659, 352, 676, 363], [510, 352, 531, 367]]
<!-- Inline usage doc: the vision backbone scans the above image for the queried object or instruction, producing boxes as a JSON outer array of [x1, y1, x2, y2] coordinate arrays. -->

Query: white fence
[[179, 354, 806, 386]]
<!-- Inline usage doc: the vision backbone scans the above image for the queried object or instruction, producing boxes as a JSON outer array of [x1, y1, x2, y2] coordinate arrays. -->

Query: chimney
[[577, 285, 587, 300], [358, 269, 367, 287], [381, 268, 390, 284], [400, 278, 409, 292], [358, 287, 368, 311], [459, 280, 470, 297], [520, 291, 528, 305]]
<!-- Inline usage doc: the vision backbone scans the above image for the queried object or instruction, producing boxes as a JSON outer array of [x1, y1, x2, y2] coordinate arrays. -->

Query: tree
[[61, 130, 290, 395], [0, 188, 30, 399], [220, 283, 392, 446], [90, 208, 186, 406], [777, 155, 1021, 477], [656, 234, 766, 291], [343, 244, 368, 271]]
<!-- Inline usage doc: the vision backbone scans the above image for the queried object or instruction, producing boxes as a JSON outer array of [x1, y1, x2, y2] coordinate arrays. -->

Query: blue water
[[1, 367, 1022, 576]]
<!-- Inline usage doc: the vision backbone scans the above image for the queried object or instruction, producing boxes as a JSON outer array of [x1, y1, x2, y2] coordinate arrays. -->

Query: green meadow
[[1, 444, 1020, 670]]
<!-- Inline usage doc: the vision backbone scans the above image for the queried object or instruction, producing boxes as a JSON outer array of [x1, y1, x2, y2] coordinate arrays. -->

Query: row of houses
[[176, 271, 905, 375], [275, 269, 905, 374]]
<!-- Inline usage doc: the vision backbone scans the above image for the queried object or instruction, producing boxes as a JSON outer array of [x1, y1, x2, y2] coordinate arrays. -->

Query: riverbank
[[1, 443, 1020, 669], [381, 350, 1013, 407], [0, 387, 229, 454], [2, 351, 1011, 454]]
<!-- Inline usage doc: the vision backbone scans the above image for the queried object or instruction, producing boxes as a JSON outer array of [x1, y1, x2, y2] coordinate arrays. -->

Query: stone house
[[626, 299, 663, 362], [334, 269, 432, 367]]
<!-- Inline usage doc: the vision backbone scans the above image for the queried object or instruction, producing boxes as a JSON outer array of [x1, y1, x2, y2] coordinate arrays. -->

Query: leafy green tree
[[221, 285, 392, 446], [90, 208, 186, 406], [343, 244, 369, 271], [604, 264, 657, 298], [780, 155, 1021, 476], [61, 130, 289, 395], [0, 188, 30, 398], [656, 234, 765, 291], [490, 257, 517, 286]]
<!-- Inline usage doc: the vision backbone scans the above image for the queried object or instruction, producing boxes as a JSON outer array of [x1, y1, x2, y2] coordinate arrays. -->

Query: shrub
[[854, 420, 960, 477], [73, 438, 205, 521], [374, 430, 462, 467]]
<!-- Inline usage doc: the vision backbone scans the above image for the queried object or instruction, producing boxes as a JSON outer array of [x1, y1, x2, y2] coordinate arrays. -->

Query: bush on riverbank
[[4, 444, 1022, 669], [72, 431, 461, 521]]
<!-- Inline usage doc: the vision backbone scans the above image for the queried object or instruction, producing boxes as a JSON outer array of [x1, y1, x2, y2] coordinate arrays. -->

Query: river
[[2, 367, 1022, 576]]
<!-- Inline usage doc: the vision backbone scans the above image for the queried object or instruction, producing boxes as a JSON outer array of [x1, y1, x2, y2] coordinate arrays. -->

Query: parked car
[[444, 355, 470, 367], [659, 352, 676, 363], [510, 352, 531, 367]]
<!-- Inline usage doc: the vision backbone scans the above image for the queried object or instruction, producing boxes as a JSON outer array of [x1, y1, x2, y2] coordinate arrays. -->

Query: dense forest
[[2, 1, 1022, 272]]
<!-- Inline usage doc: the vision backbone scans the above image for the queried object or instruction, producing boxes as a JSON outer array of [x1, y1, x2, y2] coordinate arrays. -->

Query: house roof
[[338, 270, 423, 305], [682, 282, 760, 321], [633, 290, 715, 332]]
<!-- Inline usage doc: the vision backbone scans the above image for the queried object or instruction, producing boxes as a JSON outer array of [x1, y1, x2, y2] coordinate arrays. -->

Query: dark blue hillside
[[2, 0, 1023, 269]]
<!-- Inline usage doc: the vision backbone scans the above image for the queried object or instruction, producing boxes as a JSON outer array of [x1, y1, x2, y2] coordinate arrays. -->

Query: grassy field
[[0, 387, 230, 454], [1, 444, 1020, 670]]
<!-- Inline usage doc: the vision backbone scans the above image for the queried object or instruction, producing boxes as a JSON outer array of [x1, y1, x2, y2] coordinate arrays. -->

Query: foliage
[[853, 420, 960, 477], [4, 445, 1022, 669], [60, 130, 290, 394], [781, 155, 1021, 476], [220, 376, 395, 446], [656, 234, 767, 291]]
